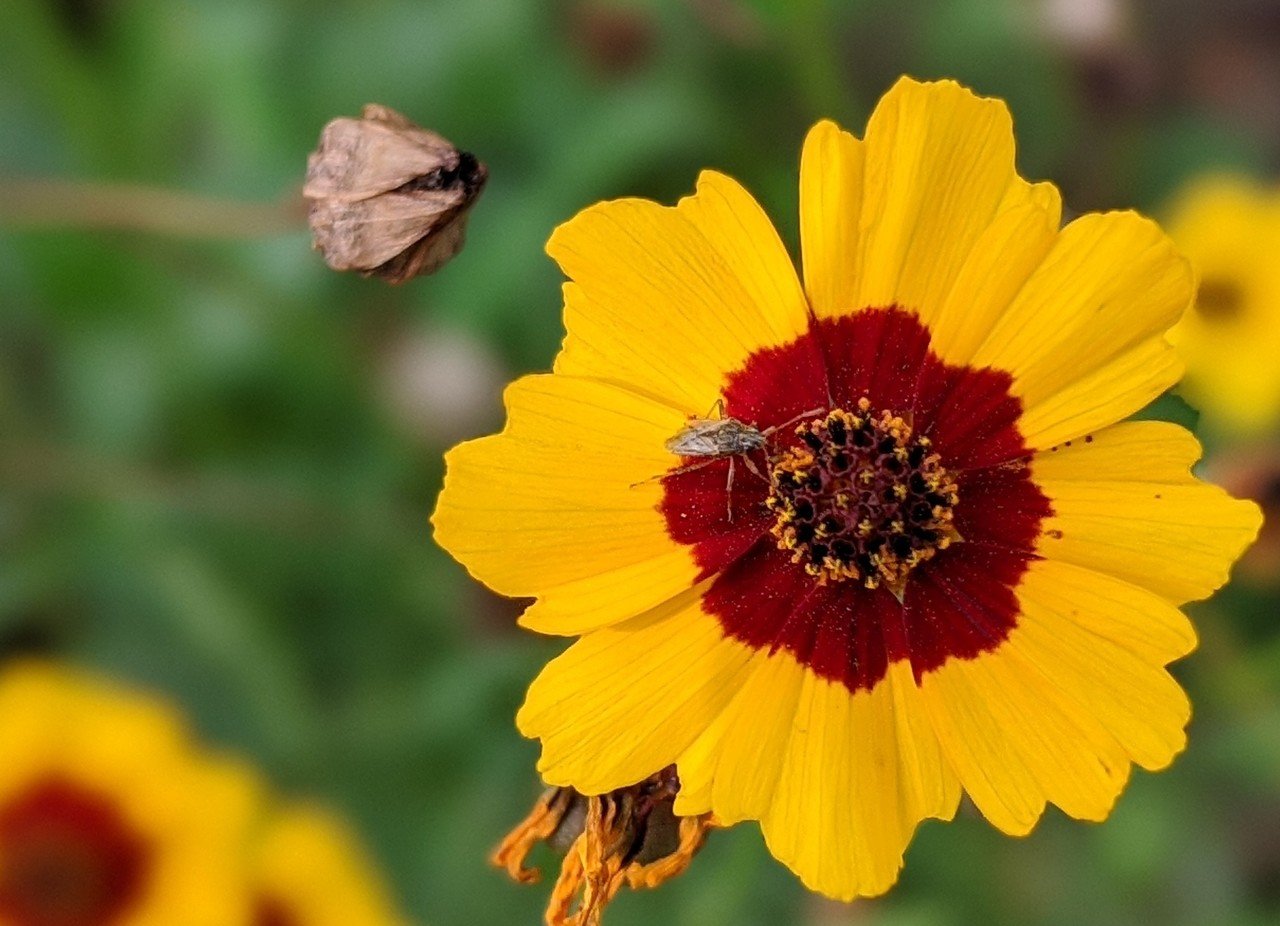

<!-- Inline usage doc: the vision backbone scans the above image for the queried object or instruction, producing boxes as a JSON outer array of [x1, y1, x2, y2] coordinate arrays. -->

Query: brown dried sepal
[[492, 767, 715, 926], [304, 104, 487, 283]]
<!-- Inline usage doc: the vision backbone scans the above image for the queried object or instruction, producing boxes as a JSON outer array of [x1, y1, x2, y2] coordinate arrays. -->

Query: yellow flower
[[1166, 175, 1280, 436], [0, 661, 261, 926], [252, 805, 409, 926], [433, 77, 1263, 901]]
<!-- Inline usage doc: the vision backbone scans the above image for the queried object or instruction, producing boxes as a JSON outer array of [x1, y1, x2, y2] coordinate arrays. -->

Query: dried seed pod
[[491, 767, 715, 926], [304, 104, 487, 283]]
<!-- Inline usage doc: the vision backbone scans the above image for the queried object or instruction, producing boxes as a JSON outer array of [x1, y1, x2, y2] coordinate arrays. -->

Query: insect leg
[[725, 456, 735, 522], [741, 453, 768, 483], [629, 457, 718, 488]]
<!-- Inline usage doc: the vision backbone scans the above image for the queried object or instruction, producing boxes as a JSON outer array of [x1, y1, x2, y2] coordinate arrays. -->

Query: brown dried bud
[[304, 104, 487, 283], [491, 767, 716, 926]]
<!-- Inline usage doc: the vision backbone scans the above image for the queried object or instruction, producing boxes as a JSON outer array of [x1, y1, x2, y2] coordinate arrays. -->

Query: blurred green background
[[2, 0, 1280, 924]]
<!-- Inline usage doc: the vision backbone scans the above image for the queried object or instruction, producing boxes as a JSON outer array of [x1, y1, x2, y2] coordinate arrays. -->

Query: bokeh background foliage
[[2, 0, 1280, 924]]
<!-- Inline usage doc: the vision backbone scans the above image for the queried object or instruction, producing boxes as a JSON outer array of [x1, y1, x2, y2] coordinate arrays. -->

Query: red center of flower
[[254, 896, 302, 926], [660, 307, 1051, 694], [0, 778, 151, 926], [1194, 276, 1244, 322]]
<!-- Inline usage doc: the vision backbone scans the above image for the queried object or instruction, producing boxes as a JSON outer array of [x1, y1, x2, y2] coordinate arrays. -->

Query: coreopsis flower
[[433, 77, 1263, 902], [253, 806, 410, 926], [0, 662, 261, 926], [1166, 175, 1280, 436]]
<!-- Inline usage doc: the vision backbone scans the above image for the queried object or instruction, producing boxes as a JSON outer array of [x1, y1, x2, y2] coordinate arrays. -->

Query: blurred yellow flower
[[1203, 443, 1280, 586], [0, 661, 261, 926], [253, 805, 410, 926], [434, 76, 1262, 903], [1167, 175, 1280, 436]]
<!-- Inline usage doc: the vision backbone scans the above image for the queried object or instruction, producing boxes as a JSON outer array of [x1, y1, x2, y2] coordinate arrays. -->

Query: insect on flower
[[640, 400, 825, 520]]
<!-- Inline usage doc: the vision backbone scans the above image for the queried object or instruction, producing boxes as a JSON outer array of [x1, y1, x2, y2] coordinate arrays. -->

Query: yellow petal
[[674, 648, 804, 822], [1012, 559, 1193, 772], [433, 374, 699, 634], [971, 211, 1193, 449], [1016, 558, 1196, 666], [1032, 420, 1263, 604], [926, 203, 1060, 363], [920, 646, 1131, 836], [516, 589, 755, 795], [799, 119, 866, 318], [516, 549, 706, 636], [853, 78, 1031, 329], [550, 171, 811, 413], [919, 548, 1202, 836], [756, 661, 960, 901], [256, 805, 409, 926]]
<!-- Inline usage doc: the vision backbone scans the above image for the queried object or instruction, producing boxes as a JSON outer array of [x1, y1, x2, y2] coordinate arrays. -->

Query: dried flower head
[[304, 104, 487, 283], [492, 767, 713, 926]]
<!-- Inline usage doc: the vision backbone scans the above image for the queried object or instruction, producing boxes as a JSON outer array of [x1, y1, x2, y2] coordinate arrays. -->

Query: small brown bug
[[638, 400, 824, 519]]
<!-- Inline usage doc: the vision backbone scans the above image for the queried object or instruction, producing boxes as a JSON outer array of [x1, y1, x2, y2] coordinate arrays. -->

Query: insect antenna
[[761, 406, 827, 440]]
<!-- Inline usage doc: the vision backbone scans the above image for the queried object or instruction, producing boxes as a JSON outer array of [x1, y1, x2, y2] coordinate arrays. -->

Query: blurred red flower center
[[0, 779, 151, 926], [1194, 276, 1245, 322], [254, 896, 301, 926]]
